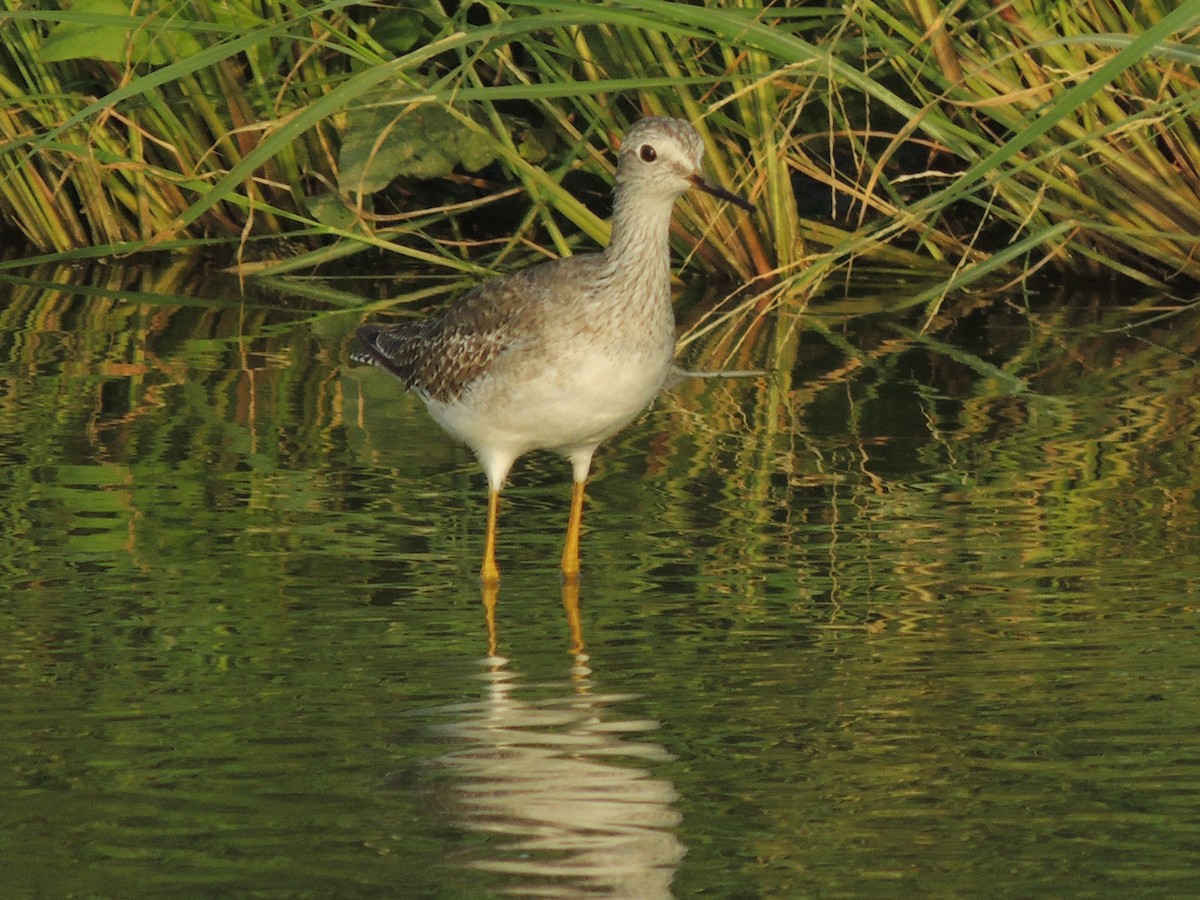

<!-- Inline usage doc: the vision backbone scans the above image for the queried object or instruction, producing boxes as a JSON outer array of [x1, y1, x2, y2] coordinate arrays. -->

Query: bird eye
[[639, 144, 657, 162]]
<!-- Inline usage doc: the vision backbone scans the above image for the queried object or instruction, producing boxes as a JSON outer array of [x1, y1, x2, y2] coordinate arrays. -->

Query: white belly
[[428, 343, 673, 462]]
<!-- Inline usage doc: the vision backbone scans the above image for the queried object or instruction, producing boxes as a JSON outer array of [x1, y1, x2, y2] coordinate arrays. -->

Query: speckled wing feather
[[352, 259, 587, 404]]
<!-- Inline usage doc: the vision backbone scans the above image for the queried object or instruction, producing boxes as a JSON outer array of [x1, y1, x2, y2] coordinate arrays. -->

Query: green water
[[2, 264, 1199, 897]]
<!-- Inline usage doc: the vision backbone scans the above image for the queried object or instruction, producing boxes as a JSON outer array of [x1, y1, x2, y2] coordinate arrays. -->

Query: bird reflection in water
[[429, 580, 685, 898]]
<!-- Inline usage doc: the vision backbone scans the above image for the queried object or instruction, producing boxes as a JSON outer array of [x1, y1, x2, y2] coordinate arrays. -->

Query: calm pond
[[2, 262, 1199, 897]]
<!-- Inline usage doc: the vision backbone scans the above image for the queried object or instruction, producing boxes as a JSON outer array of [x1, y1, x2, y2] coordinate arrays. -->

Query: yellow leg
[[561, 480, 586, 580], [481, 488, 501, 584]]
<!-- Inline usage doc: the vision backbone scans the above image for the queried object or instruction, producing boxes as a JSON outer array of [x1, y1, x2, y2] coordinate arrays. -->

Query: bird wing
[[353, 258, 593, 403]]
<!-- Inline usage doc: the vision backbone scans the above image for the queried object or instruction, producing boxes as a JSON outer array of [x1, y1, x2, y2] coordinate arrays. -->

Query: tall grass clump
[[839, 0, 1200, 311], [1, 0, 1197, 331], [0, 1, 352, 253]]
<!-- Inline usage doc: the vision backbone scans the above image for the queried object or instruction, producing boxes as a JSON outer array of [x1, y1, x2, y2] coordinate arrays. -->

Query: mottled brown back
[[352, 258, 590, 404]]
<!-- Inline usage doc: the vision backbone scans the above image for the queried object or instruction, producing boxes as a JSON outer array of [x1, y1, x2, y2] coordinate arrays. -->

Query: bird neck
[[599, 185, 675, 293], [587, 183, 679, 352]]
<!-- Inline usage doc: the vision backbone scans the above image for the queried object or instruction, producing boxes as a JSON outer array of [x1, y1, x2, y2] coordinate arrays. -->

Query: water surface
[[2, 264, 1198, 896]]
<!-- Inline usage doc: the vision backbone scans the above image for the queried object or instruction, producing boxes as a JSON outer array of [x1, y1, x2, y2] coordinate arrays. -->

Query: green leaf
[[338, 102, 497, 195], [39, 0, 201, 65], [371, 8, 427, 55], [304, 192, 361, 230]]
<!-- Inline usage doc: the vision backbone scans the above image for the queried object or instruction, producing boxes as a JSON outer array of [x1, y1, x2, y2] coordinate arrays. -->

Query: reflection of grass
[[671, 292, 1200, 604], [2, 1, 1197, 332], [4, 262, 1198, 626], [0, 262, 364, 585]]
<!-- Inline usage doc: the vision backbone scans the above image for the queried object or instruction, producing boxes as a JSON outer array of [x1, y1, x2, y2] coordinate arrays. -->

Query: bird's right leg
[[481, 488, 501, 584]]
